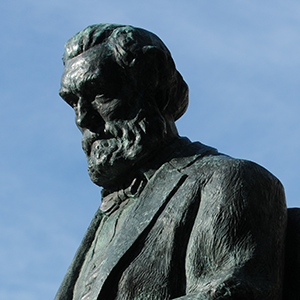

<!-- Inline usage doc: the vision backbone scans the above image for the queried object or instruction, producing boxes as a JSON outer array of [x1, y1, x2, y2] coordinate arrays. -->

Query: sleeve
[[175, 159, 287, 300]]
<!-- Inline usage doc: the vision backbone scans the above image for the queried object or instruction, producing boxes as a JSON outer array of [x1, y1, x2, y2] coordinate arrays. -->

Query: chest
[[99, 178, 201, 300]]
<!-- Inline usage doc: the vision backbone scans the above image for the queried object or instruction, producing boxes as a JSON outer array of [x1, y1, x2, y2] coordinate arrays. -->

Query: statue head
[[59, 24, 189, 190]]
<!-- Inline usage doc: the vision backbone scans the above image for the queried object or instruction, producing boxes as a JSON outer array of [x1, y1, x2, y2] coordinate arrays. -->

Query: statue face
[[59, 45, 164, 189], [59, 45, 137, 128]]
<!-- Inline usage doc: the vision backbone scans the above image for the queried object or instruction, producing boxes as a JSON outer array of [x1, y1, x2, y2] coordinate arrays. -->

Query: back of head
[[62, 23, 189, 121]]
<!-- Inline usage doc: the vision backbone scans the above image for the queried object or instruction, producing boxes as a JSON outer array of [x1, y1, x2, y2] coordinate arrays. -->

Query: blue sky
[[1, 1, 300, 299]]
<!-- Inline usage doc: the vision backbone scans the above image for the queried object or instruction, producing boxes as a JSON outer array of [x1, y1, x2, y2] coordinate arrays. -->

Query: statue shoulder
[[183, 149, 282, 186], [169, 140, 285, 202]]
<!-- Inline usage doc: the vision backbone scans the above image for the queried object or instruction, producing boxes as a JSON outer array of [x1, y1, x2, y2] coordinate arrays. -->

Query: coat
[[54, 140, 287, 300]]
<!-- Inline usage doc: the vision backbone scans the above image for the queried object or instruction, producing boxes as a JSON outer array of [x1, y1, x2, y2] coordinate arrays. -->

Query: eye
[[66, 94, 79, 109]]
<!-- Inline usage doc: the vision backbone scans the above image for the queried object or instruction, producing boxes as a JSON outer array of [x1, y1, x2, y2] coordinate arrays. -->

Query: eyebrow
[[58, 87, 78, 107], [58, 87, 69, 98]]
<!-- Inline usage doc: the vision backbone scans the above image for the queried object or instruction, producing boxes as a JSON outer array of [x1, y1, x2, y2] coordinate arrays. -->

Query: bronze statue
[[55, 24, 295, 300]]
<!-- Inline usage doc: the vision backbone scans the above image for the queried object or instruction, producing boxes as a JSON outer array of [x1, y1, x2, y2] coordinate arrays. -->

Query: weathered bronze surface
[[55, 24, 297, 300]]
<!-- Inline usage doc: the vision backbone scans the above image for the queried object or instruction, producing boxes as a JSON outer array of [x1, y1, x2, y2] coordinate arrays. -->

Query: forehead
[[60, 45, 116, 94]]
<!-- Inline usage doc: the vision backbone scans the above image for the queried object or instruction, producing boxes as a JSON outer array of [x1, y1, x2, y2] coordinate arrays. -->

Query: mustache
[[82, 131, 102, 156], [81, 112, 147, 156]]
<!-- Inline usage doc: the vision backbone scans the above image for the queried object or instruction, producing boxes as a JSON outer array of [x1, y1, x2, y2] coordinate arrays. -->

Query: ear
[[134, 46, 171, 110], [138, 46, 188, 121]]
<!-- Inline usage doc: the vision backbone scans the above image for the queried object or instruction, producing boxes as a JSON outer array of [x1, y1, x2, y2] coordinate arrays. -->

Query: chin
[[87, 157, 140, 190]]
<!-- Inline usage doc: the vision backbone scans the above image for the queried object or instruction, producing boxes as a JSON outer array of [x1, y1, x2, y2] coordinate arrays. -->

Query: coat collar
[[168, 140, 218, 171]]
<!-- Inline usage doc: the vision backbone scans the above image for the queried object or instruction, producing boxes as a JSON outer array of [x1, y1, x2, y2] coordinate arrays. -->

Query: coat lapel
[[89, 162, 188, 300], [54, 209, 105, 300]]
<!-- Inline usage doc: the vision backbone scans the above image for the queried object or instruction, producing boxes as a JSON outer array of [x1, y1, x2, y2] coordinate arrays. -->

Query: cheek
[[99, 101, 123, 121], [99, 100, 138, 121]]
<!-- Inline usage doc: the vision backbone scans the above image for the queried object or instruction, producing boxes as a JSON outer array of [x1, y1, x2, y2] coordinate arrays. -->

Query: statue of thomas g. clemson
[[55, 23, 294, 300]]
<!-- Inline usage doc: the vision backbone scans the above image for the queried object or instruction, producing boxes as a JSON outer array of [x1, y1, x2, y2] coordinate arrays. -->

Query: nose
[[75, 97, 103, 130]]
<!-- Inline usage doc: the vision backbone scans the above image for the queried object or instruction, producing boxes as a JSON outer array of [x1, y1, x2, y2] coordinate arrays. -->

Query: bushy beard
[[82, 111, 166, 189]]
